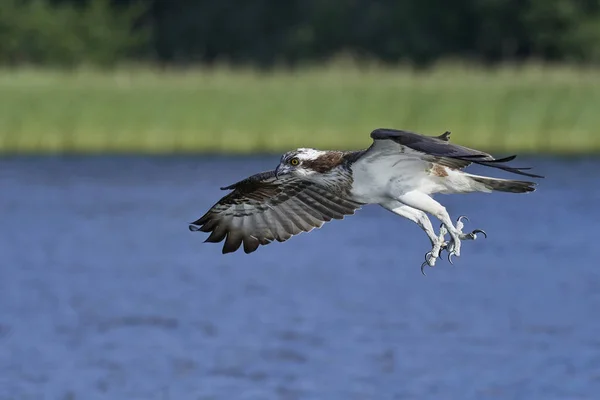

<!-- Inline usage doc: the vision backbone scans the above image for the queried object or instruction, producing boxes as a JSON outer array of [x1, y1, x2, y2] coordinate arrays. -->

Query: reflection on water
[[1, 155, 599, 400]]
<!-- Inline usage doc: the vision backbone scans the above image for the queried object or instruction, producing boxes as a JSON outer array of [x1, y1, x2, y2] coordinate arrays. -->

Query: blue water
[[1, 155, 599, 400]]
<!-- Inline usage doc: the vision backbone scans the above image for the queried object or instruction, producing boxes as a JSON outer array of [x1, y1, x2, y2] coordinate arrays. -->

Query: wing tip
[[458, 154, 545, 179], [188, 216, 209, 231]]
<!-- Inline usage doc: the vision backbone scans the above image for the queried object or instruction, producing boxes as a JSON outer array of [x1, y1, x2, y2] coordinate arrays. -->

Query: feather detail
[[189, 170, 363, 254], [369, 128, 544, 179]]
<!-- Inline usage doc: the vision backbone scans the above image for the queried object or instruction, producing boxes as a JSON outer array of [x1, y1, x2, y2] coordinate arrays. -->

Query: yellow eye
[[290, 158, 299, 166]]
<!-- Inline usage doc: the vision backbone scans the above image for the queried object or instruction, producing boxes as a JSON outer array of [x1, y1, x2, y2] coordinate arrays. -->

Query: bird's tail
[[467, 174, 537, 193]]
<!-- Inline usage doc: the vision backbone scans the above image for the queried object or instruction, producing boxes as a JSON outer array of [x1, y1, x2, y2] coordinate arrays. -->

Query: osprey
[[190, 128, 544, 274]]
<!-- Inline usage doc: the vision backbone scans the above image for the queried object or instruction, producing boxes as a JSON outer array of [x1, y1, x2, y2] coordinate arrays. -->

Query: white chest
[[349, 153, 431, 203]]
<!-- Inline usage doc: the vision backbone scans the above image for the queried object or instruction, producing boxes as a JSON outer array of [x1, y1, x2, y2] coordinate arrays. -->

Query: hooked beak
[[275, 164, 289, 179]]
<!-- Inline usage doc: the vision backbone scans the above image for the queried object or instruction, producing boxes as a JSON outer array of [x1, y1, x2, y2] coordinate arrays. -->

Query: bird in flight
[[190, 128, 543, 274]]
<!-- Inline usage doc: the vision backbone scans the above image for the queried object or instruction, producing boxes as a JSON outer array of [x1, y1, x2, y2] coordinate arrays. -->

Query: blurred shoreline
[[2, 62, 599, 155]]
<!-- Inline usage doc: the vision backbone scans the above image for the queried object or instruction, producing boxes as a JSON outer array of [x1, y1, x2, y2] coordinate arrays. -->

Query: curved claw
[[425, 251, 432, 261], [457, 215, 470, 223], [472, 229, 487, 238], [421, 261, 428, 276], [448, 252, 455, 265]]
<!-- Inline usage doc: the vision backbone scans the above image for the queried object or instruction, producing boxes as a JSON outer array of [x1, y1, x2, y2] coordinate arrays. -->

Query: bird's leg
[[445, 216, 487, 263], [421, 220, 450, 274], [380, 201, 447, 274], [396, 191, 468, 265], [425, 224, 448, 264]]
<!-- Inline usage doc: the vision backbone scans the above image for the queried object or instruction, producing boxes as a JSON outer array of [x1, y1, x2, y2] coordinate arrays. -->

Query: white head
[[274, 148, 330, 179]]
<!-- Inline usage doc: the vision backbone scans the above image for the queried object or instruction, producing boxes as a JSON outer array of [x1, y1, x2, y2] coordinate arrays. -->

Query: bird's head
[[275, 148, 327, 179]]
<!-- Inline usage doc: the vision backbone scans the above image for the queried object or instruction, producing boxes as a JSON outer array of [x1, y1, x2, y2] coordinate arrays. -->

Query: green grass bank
[[1, 64, 599, 155]]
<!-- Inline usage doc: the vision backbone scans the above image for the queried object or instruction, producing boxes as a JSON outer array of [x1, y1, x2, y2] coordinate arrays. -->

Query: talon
[[437, 246, 445, 258], [421, 261, 428, 276], [456, 216, 469, 231], [425, 251, 432, 261], [448, 251, 459, 265], [472, 229, 487, 238]]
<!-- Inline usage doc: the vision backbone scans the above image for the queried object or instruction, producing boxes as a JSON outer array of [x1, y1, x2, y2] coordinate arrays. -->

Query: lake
[[1, 155, 599, 400]]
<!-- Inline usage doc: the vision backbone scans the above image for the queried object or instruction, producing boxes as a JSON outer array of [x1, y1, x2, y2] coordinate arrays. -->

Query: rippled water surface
[[1, 155, 599, 400]]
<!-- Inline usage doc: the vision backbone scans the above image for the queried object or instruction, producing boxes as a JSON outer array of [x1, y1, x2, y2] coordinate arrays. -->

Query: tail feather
[[468, 175, 537, 193]]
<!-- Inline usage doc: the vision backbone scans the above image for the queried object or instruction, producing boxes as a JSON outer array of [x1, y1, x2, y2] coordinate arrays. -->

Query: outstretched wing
[[189, 170, 363, 254], [368, 128, 544, 178]]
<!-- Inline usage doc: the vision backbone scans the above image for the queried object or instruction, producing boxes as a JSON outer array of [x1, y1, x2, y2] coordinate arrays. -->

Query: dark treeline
[[2, 0, 600, 68]]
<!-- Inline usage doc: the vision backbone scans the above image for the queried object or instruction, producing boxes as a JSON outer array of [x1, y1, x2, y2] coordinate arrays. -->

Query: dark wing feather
[[370, 128, 544, 178], [189, 170, 363, 254]]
